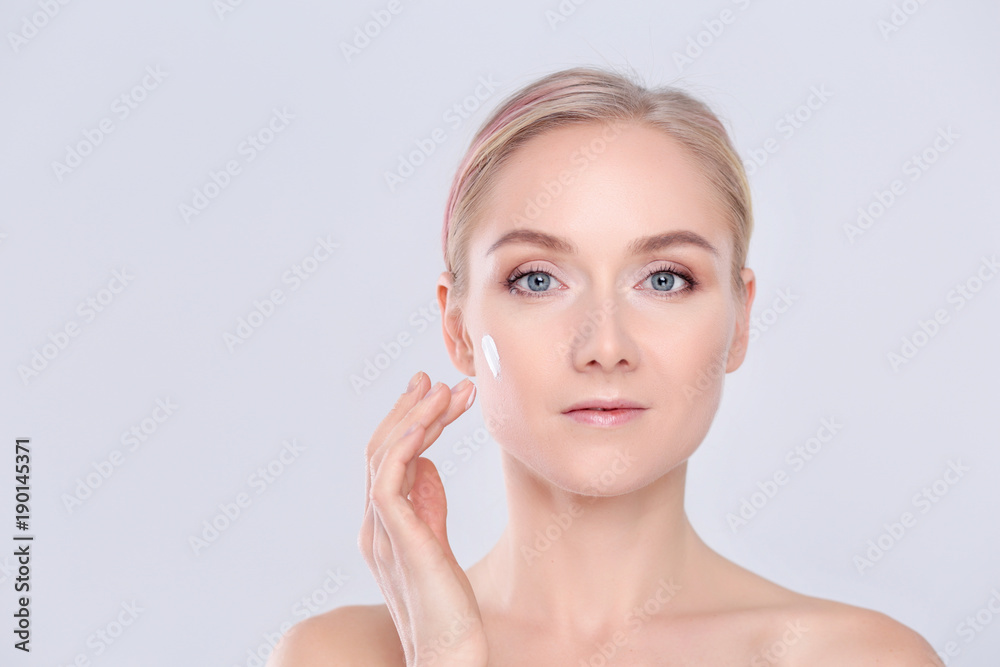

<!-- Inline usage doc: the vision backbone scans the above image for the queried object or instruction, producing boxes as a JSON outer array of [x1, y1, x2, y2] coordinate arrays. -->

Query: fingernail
[[405, 371, 421, 394], [465, 381, 477, 410]]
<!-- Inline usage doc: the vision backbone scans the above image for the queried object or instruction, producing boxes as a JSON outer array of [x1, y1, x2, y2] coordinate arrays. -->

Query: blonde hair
[[442, 65, 752, 311]]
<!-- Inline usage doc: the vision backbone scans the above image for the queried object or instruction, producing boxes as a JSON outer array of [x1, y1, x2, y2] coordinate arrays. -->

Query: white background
[[1, 1, 998, 666]]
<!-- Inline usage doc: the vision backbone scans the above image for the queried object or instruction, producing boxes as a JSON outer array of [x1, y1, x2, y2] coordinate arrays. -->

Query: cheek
[[474, 328, 547, 454], [673, 326, 730, 384], [653, 309, 734, 410]]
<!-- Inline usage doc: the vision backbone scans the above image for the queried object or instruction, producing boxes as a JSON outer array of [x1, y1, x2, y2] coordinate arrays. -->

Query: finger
[[369, 381, 454, 494], [373, 378, 476, 487], [409, 379, 477, 462], [398, 379, 476, 493], [370, 425, 449, 573], [365, 371, 430, 507], [366, 371, 429, 475], [397, 378, 477, 497], [409, 456, 456, 563], [365, 376, 476, 521]]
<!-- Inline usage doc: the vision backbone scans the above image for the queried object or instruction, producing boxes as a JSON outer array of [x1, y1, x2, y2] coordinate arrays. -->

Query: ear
[[726, 267, 756, 373], [437, 271, 476, 377]]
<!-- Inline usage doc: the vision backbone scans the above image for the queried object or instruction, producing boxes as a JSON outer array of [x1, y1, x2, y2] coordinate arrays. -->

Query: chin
[[502, 424, 702, 498]]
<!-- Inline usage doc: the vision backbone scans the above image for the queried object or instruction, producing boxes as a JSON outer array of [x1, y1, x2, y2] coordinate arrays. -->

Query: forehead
[[471, 121, 732, 259]]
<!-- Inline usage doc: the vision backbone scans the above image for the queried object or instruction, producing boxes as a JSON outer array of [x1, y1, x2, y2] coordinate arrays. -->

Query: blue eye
[[507, 269, 563, 295], [645, 270, 688, 292], [505, 263, 698, 300]]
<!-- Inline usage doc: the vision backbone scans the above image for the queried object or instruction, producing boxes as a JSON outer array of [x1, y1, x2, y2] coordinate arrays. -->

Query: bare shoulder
[[787, 597, 942, 666], [266, 603, 403, 667], [702, 553, 939, 665]]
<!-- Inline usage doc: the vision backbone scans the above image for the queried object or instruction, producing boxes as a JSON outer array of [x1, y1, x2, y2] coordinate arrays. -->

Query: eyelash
[[505, 263, 699, 300]]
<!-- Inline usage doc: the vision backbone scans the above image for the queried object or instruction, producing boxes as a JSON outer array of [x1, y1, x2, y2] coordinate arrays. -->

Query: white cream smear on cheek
[[481, 334, 501, 380]]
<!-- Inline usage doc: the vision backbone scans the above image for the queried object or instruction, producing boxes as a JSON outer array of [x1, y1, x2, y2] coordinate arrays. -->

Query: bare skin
[[269, 122, 941, 666]]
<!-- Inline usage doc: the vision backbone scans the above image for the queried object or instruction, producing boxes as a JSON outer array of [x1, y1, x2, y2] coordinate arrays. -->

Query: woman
[[270, 66, 939, 666]]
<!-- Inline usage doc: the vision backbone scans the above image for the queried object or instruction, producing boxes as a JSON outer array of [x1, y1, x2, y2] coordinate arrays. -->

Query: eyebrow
[[485, 228, 719, 258]]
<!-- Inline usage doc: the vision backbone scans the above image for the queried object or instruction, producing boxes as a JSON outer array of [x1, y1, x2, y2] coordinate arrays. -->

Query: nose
[[564, 292, 639, 374]]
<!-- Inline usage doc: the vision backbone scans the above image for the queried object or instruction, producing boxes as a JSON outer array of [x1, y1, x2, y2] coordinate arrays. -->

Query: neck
[[474, 451, 703, 637]]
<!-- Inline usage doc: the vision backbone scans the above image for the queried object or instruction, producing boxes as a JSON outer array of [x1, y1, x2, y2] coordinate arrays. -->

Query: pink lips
[[562, 399, 647, 427]]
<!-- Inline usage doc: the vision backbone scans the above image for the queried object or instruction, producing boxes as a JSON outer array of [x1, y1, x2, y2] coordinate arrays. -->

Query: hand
[[359, 372, 488, 667]]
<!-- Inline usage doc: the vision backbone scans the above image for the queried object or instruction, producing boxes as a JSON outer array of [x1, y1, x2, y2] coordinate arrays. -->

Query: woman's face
[[440, 121, 755, 496]]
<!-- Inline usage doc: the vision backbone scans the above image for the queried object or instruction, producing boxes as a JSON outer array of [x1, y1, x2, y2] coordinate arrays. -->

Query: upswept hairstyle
[[441, 65, 753, 310]]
